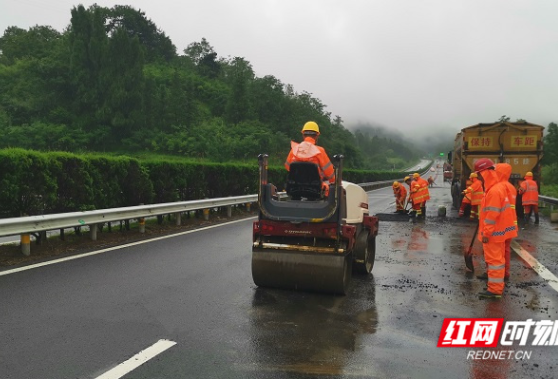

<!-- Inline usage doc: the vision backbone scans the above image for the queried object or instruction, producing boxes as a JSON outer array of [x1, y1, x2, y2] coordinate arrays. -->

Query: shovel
[[464, 224, 478, 272]]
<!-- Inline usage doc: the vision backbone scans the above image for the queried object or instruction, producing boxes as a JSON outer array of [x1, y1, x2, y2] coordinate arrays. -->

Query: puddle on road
[[247, 283, 379, 376]]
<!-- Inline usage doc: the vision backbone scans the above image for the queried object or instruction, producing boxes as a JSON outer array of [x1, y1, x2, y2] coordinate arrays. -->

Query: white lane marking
[[95, 339, 176, 379], [0, 217, 255, 277], [511, 240, 558, 293]]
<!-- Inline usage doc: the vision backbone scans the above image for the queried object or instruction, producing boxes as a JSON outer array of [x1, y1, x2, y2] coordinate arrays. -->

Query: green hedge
[[0, 148, 413, 218], [0, 149, 152, 217]]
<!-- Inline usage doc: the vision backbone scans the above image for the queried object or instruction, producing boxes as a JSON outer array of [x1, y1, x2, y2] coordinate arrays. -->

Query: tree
[[68, 4, 109, 139], [0, 25, 60, 65], [103, 27, 145, 147], [184, 38, 215, 65], [225, 57, 253, 124], [544, 122, 558, 165], [105, 5, 176, 63]]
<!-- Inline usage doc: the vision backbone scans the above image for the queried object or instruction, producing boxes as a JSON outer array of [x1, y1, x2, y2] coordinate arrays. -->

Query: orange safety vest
[[478, 170, 518, 243], [409, 182, 422, 205], [284, 136, 335, 183], [461, 180, 473, 204], [394, 185, 407, 204], [413, 177, 430, 202], [465, 179, 484, 205], [519, 178, 538, 206]]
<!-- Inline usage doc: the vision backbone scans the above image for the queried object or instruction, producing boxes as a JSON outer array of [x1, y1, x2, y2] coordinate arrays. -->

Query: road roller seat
[[286, 162, 323, 200]]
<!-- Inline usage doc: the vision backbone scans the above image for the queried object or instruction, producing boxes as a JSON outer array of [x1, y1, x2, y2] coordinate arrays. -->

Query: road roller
[[251, 154, 379, 295]]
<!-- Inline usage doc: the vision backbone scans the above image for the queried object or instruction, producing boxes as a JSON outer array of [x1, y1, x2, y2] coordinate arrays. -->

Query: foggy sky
[[2, 0, 557, 136]]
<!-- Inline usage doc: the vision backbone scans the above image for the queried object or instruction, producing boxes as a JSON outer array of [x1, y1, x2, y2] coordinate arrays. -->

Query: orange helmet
[[393, 181, 400, 188]]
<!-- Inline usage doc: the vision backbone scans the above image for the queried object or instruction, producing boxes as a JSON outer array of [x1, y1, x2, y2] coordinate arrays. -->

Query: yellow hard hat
[[404, 176, 411, 182], [301, 121, 320, 135], [393, 181, 400, 188], [469, 172, 478, 179], [525, 171, 533, 178], [412, 173, 420, 178]]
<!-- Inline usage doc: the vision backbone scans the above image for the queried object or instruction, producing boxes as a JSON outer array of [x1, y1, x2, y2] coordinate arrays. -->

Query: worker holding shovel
[[392, 181, 407, 214]]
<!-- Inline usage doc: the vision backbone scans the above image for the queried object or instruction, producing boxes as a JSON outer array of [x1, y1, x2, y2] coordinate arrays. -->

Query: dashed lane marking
[[511, 240, 558, 293], [95, 339, 177, 379]]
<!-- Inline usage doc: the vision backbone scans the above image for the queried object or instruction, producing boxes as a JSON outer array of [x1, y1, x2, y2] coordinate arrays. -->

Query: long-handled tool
[[404, 195, 412, 213], [464, 223, 478, 272]]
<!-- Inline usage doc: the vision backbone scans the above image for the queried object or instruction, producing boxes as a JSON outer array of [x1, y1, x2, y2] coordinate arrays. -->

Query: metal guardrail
[[0, 163, 435, 241], [540, 195, 558, 206], [0, 195, 257, 238]]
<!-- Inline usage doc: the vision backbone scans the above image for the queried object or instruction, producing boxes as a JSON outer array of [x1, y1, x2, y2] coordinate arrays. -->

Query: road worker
[[427, 176, 435, 187], [518, 171, 539, 225], [476, 162, 517, 283], [458, 179, 473, 218], [462, 173, 484, 219], [475, 159, 518, 299], [405, 176, 423, 219], [392, 181, 407, 214], [285, 121, 335, 196], [412, 173, 430, 219]]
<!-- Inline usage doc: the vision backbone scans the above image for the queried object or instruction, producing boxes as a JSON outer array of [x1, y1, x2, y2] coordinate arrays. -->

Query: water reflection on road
[[248, 276, 378, 377]]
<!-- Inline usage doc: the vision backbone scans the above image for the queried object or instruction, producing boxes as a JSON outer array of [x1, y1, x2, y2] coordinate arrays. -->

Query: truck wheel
[[451, 182, 461, 210], [353, 230, 375, 274]]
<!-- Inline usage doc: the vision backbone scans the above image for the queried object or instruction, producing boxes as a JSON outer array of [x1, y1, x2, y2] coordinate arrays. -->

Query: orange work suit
[[413, 176, 430, 218], [459, 179, 473, 217], [414, 177, 430, 202], [518, 177, 539, 223], [478, 164, 518, 295], [499, 166, 517, 279], [409, 182, 423, 216], [394, 185, 407, 211], [285, 136, 335, 184], [464, 178, 483, 219]]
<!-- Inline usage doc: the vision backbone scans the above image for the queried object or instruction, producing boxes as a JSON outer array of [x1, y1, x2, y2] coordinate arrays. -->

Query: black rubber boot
[[478, 290, 502, 300], [476, 272, 488, 280], [535, 213, 539, 224]]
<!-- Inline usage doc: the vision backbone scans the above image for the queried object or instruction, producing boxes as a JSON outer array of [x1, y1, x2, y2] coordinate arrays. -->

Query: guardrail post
[[90, 224, 98, 241], [203, 208, 210, 221], [139, 217, 145, 233], [246, 203, 251, 212], [21, 234, 30, 256], [175, 212, 181, 226], [227, 205, 232, 218]]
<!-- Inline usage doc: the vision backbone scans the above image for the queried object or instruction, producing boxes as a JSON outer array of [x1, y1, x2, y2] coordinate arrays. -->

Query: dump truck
[[252, 154, 378, 295], [447, 120, 544, 214]]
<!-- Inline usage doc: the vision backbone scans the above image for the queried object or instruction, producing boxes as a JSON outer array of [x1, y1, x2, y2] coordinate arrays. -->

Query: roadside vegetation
[[0, 4, 424, 171], [541, 123, 558, 197]]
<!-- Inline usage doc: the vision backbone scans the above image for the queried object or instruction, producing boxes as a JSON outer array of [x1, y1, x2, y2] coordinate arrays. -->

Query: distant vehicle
[[447, 120, 544, 214]]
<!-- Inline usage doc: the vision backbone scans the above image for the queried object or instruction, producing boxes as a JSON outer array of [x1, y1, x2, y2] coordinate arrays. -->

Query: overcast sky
[[2, 0, 557, 135]]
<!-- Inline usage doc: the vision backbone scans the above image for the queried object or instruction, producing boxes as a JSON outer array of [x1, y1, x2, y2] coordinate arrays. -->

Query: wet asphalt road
[[1, 166, 558, 378]]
